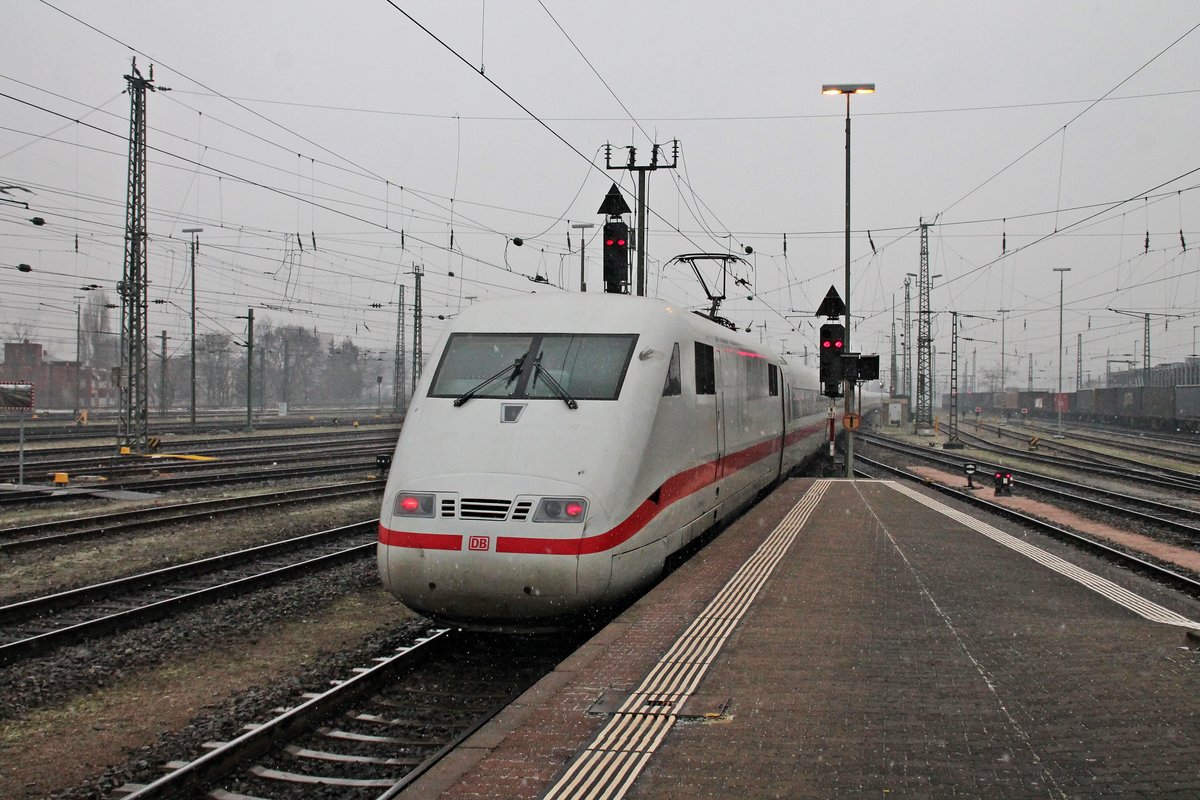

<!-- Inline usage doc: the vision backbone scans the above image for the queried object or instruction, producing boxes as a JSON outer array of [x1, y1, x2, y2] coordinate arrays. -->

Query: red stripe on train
[[379, 420, 826, 557]]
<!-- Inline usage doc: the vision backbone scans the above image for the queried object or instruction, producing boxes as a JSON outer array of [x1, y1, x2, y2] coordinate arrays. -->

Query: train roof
[[449, 293, 774, 353]]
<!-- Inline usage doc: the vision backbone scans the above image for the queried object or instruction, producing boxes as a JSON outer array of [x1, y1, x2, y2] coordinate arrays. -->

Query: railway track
[[0, 521, 377, 665], [852, 450, 1200, 598], [0, 455, 389, 506], [974, 422, 1200, 481], [0, 432, 399, 484], [1017, 419, 1200, 465], [859, 433, 1200, 538], [0, 414, 399, 445], [0, 480, 383, 554], [110, 627, 580, 799], [945, 427, 1200, 493]]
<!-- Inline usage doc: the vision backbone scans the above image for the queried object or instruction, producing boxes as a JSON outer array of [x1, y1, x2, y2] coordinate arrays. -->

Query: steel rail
[[859, 433, 1200, 537], [0, 481, 382, 553], [0, 521, 378, 664]]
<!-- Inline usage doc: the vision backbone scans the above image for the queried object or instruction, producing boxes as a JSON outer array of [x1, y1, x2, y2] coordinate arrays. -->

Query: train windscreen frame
[[428, 332, 639, 401]]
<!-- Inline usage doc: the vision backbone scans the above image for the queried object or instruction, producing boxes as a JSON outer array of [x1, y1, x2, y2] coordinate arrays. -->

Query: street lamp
[[1053, 267, 1071, 438], [183, 228, 203, 433], [571, 222, 594, 292], [822, 81, 875, 478]]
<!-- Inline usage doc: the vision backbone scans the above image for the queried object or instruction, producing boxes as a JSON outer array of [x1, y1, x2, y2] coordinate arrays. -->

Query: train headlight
[[394, 492, 436, 517], [533, 497, 587, 523]]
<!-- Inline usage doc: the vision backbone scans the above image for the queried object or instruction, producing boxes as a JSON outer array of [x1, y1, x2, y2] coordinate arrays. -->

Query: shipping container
[[1142, 386, 1174, 423], [1176, 385, 1200, 423]]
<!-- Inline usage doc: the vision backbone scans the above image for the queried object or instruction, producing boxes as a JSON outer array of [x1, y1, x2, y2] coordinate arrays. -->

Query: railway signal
[[819, 323, 845, 397], [603, 220, 629, 294]]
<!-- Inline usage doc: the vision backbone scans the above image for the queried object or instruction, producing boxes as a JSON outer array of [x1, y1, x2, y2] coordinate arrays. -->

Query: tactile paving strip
[[540, 480, 831, 800]]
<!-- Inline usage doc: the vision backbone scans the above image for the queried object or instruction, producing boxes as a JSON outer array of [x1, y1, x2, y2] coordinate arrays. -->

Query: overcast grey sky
[[3, 1, 1199, 390]]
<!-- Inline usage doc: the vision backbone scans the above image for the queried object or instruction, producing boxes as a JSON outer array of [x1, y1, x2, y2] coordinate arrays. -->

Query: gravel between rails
[[0, 480, 419, 800], [0, 561, 429, 800]]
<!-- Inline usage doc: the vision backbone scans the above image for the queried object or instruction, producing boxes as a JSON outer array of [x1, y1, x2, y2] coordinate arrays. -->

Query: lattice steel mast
[[914, 222, 933, 431], [393, 284, 406, 414], [118, 59, 164, 453], [903, 275, 912, 403], [411, 264, 423, 394]]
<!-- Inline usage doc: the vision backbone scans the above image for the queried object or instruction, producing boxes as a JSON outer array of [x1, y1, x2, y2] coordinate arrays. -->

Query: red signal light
[[606, 238, 613, 246], [617, 238, 626, 246]]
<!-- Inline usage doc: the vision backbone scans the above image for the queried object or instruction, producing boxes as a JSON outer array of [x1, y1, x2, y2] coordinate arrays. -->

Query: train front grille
[[459, 497, 512, 520]]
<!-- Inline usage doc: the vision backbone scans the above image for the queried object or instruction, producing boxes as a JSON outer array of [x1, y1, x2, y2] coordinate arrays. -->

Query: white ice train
[[378, 293, 872, 630]]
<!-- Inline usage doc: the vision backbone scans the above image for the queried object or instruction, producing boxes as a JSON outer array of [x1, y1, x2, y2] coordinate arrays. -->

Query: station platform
[[396, 478, 1200, 799]]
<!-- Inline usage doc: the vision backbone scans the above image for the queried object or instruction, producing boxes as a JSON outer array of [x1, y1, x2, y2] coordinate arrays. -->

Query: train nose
[[378, 474, 605, 627]]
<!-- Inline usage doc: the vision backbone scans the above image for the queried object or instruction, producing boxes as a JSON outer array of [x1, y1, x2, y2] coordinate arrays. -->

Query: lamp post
[[1053, 267, 1071, 437], [822, 81, 874, 478], [183, 228, 202, 433], [571, 222, 594, 292]]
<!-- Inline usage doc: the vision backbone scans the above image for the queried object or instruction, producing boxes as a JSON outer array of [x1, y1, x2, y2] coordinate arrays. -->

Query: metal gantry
[[118, 59, 163, 454]]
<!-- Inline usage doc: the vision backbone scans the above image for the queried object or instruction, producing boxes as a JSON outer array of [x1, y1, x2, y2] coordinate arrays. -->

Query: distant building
[[0, 342, 109, 411]]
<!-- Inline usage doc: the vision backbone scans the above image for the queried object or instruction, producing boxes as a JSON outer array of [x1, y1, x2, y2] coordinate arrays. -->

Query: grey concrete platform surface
[[396, 478, 1200, 799]]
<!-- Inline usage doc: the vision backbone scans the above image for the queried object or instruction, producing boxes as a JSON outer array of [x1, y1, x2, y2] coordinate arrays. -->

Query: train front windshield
[[429, 332, 638, 401]]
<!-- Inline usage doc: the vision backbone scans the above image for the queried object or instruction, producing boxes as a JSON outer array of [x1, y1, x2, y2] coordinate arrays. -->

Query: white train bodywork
[[378, 293, 854, 630]]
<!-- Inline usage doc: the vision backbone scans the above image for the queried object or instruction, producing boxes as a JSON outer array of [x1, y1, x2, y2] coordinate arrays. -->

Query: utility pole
[[1077, 333, 1083, 390], [393, 284, 406, 415], [605, 141, 678, 296], [282, 338, 290, 409], [997, 309, 1010, 391], [74, 298, 82, 417], [1109, 308, 1184, 384], [914, 222, 933, 432], [183, 227, 202, 432], [259, 347, 267, 412], [159, 330, 168, 416], [411, 265, 423, 394], [118, 58, 165, 454], [242, 307, 254, 431]]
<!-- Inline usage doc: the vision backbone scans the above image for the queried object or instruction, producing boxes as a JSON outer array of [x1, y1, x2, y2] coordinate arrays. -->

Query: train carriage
[[377, 293, 855, 631]]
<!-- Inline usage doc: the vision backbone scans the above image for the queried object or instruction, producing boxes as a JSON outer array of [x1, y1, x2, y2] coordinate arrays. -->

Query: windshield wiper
[[532, 354, 578, 410], [453, 353, 527, 407]]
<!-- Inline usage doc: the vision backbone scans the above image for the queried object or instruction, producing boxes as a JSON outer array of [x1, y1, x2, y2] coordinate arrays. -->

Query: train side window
[[768, 363, 779, 397], [694, 342, 715, 395], [662, 343, 682, 396]]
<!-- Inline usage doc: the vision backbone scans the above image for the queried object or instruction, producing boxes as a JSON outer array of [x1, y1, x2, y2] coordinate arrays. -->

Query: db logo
[[468, 536, 490, 551]]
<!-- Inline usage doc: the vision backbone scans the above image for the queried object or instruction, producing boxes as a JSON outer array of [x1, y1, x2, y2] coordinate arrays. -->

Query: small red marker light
[[400, 496, 420, 512], [565, 502, 584, 518]]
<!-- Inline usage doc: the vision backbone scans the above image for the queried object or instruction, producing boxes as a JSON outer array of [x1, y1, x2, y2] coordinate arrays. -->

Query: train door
[[713, 346, 726, 477], [777, 370, 788, 477]]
